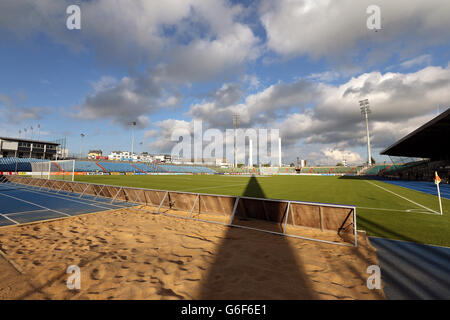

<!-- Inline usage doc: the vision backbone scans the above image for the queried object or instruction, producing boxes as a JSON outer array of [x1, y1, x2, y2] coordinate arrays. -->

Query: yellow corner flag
[[435, 171, 441, 184]]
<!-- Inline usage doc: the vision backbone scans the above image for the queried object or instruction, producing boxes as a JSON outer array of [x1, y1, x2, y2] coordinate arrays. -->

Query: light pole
[[80, 133, 85, 159], [30, 126, 33, 140], [359, 99, 372, 166], [131, 121, 136, 156], [18, 130, 21, 138], [37, 124, 40, 140], [233, 114, 239, 168], [24, 128, 27, 139]]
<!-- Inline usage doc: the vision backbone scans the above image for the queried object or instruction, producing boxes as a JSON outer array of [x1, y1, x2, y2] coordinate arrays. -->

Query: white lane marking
[[366, 180, 440, 215], [8, 181, 130, 209], [3, 209, 48, 216], [0, 192, 71, 218], [3, 183, 116, 212], [0, 213, 19, 225]]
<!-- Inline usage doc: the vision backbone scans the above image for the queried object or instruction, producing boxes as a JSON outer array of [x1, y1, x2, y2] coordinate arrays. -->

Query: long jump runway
[[0, 181, 137, 227]]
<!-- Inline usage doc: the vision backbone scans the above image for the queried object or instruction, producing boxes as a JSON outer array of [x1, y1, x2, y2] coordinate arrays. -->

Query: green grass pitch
[[75, 174, 450, 247]]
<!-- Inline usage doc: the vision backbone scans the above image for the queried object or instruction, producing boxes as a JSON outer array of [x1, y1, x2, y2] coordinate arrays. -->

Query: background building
[[0, 136, 59, 160], [88, 150, 103, 159]]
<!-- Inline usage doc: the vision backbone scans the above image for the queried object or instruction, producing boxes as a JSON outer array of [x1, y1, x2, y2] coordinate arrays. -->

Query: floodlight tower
[[131, 121, 137, 156], [359, 99, 372, 166], [232, 114, 239, 168], [80, 133, 85, 159]]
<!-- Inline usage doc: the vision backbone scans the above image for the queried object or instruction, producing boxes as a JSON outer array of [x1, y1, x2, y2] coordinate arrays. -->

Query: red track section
[[309, 168, 313, 173], [328, 167, 334, 174], [95, 162, 108, 172]]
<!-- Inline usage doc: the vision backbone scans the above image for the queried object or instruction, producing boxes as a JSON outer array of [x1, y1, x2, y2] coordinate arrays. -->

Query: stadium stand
[[380, 108, 449, 183], [299, 166, 359, 174], [0, 158, 216, 174], [0, 157, 46, 172]]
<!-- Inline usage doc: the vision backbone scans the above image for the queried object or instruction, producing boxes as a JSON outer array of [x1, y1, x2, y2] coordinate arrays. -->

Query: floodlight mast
[[80, 133, 85, 159], [131, 121, 137, 156], [359, 99, 372, 166], [233, 114, 239, 168]]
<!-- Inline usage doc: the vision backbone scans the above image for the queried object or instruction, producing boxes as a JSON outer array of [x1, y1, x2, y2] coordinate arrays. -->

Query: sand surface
[[0, 206, 385, 299]]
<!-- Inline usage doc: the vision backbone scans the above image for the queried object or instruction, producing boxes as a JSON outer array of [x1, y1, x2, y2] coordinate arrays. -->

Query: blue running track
[[370, 237, 450, 299], [0, 181, 137, 227], [383, 180, 450, 200]]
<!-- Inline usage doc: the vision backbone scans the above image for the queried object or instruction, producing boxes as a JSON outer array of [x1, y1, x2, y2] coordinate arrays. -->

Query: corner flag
[[435, 171, 443, 215], [435, 171, 441, 184]]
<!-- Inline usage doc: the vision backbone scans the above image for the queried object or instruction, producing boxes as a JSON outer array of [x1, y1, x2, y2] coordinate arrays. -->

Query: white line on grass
[[357, 206, 431, 214], [366, 180, 440, 215], [184, 183, 249, 192]]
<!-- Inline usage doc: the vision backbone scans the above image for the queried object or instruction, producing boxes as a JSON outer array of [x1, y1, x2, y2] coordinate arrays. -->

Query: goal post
[[30, 160, 75, 181], [260, 167, 280, 176]]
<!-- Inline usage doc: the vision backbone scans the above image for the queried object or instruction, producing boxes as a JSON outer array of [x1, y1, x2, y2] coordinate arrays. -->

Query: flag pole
[[436, 182, 443, 215], [435, 171, 443, 215]]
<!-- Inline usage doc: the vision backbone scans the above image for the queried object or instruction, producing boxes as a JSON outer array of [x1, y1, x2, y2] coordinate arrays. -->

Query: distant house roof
[[380, 108, 450, 160], [0, 136, 59, 145]]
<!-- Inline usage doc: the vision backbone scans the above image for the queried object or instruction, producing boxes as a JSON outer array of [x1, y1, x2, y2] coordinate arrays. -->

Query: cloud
[[0, 0, 260, 80], [147, 119, 193, 153], [150, 64, 450, 162], [72, 75, 161, 128], [259, 0, 450, 66], [398, 54, 432, 69], [307, 71, 341, 82], [187, 79, 318, 128], [0, 92, 51, 124], [322, 148, 363, 164]]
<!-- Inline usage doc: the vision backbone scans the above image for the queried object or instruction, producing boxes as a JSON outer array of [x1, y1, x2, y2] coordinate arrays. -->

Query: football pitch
[[74, 174, 450, 247]]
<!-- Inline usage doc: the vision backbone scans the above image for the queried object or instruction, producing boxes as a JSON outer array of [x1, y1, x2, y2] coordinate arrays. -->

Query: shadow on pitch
[[199, 176, 318, 299]]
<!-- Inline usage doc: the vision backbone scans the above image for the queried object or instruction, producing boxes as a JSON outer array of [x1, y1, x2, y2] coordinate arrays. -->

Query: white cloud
[[398, 54, 432, 69], [0, 0, 260, 80], [259, 0, 450, 65], [153, 64, 450, 162], [72, 75, 162, 128], [322, 148, 363, 165]]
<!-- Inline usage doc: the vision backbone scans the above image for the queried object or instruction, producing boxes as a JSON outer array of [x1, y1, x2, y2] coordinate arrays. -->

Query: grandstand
[[0, 158, 216, 175], [380, 108, 450, 183], [0, 157, 46, 172], [299, 166, 359, 175]]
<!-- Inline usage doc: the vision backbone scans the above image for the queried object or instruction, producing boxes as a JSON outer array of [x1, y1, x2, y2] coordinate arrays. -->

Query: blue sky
[[1, 0, 449, 165]]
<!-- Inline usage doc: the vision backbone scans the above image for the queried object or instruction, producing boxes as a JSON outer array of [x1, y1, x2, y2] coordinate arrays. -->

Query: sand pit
[[0, 207, 385, 300]]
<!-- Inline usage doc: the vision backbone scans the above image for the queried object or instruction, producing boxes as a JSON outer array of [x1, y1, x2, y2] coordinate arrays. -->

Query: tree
[[290, 162, 295, 167], [371, 157, 376, 165], [336, 162, 344, 166]]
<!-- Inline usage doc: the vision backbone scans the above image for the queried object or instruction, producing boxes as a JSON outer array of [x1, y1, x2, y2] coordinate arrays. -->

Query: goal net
[[260, 167, 280, 175], [30, 160, 75, 181]]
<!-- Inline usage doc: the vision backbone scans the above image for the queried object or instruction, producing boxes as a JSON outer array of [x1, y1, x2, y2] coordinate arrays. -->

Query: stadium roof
[[0, 136, 60, 145], [380, 108, 450, 159]]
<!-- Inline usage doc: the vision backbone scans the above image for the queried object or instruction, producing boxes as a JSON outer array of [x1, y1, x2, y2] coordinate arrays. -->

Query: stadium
[[1, 1, 450, 306], [0, 108, 449, 300]]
